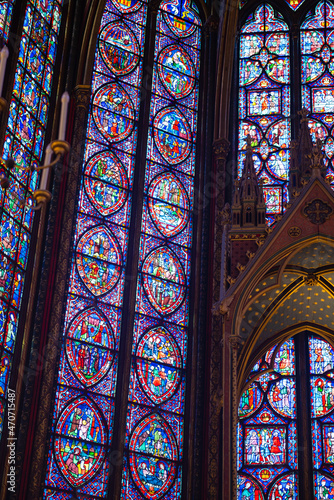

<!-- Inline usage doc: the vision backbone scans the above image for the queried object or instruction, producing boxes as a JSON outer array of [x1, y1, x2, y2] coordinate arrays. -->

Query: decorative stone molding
[[303, 198, 333, 225]]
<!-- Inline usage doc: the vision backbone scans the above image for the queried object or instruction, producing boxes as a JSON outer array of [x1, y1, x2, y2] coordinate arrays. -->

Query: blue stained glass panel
[[238, 339, 298, 498], [301, 1, 334, 186], [238, 4, 290, 217], [43, 0, 147, 496], [0, 0, 63, 441], [120, 0, 201, 497]]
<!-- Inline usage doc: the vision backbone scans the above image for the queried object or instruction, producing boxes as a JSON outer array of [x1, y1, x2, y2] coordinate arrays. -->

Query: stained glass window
[[0, 0, 63, 440], [43, 0, 148, 496], [238, 4, 290, 224], [43, 0, 201, 496], [238, 334, 334, 499], [238, 339, 298, 499], [0, 1, 14, 40], [120, 0, 201, 497], [301, 0, 334, 184]]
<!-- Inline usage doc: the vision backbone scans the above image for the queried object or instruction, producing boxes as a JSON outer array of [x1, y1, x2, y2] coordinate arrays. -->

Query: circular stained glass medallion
[[54, 397, 107, 487], [84, 151, 128, 216], [148, 172, 190, 238], [136, 326, 182, 404], [93, 83, 134, 143], [142, 246, 186, 315], [161, 1, 199, 38], [76, 225, 122, 296], [99, 21, 140, 76], [158, 45, 195, 99], [153, 107, 192, 165], [65, 308, 115, 388], [129, 414, 178, 499], [0, 218, 19, 260]]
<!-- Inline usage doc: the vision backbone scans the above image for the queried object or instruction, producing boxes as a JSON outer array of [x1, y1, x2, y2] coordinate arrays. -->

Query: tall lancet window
[[0, 0, 63, 440], [238, 4, 290, 224], [43, 0, 201, 498], [301, 0, 334, 184]]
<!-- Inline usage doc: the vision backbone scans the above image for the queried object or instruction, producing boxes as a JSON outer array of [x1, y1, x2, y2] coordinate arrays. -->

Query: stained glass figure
[[54, 397, 107, 487], [158, 45, 195, 99], [153, 107, 192, 165], [84, 151, 129, 217], [76, 226, 123, 296], [148, 172, 190, 238], [267, 474, 298, 499], [0, 0, 63, 441], [65, 308, 115, 387], [129, 414, 179, 499], [0, 1, 14, 40], [244, 427, 286, 465], [314, 473, 334, 498], [239, 383, 263, 418], [92, 83, 135, 143], [238, 4, 290, 221], [301, 1, 334, 184], [237, 475, 264, 500], [99, 22, 140, 76], [135, 326, 182, 405], [141, 246, 186, 315], [44, 0, 147, 495]]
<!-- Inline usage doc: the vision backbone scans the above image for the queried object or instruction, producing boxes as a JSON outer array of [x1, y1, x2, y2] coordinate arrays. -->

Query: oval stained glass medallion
[[76, 225, 122, 296], [157, 44, 195, 99], [129, 414, 178, 500], [99, 21, 140, 76], [136, 326, 182, 404], [65, 308, 115, 387], [148, 172, 190, 238], [84, 151, 128, 216], [153, 107, 192, 165], [141, 246, 186, 315], [92, 83, 134, 143], [54, 397, 107, 487]]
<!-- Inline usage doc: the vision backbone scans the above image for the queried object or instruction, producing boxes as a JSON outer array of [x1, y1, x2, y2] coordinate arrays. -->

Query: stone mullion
[[208, 140, 230, 499]]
